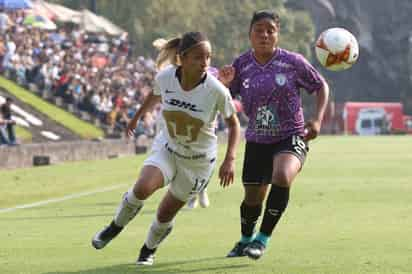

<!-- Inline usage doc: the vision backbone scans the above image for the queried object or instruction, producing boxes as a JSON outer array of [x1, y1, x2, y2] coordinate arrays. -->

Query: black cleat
[[92, 221, 123, 249], [226, 241, 249, 257], [244, 240, 266, 260], [136, 244, 157, 266]]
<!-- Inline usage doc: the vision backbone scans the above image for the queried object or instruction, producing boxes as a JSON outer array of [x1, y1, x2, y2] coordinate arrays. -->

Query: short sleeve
[[295, 54, 324, 94], [217, 86, 236, 119], [207, 66, 219, 78], [229, 58, 241, 97], [152, 73, 161, 96]]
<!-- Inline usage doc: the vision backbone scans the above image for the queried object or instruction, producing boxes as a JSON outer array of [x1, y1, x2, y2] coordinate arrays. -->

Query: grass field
[[15, 126, 32, 142], [1, 136, 411, 274]]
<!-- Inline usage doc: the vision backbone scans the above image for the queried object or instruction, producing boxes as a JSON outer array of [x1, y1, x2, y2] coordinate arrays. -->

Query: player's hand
[[126, 120, 137, 138], [218, 65, 235, 87], [304, 119, 321, 141], [218, 156, 235, 187]]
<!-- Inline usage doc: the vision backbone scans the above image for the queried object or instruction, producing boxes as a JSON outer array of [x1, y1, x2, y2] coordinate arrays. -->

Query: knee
[[133, 180, 158, 200], [272, 171, 293, 188], [243, 196, 261, 206], [243, 189, 266, 206]]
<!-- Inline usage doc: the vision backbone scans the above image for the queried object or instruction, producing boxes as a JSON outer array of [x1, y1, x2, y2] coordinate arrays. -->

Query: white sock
[[126, 189, 143, 206], [113, 189, 144, 227], [144, 217, 174, 250]]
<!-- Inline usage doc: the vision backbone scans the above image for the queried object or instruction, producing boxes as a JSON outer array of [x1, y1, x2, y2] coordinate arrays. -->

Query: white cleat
[[198, 190, 210, 208], [187, 196, 198, 209]]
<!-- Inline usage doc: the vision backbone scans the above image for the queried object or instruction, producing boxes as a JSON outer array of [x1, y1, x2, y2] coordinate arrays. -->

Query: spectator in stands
[[0, 36, 5, 71], [0, 97, 16, 145], [0, 8, 10, 34], [2, 34, 15, 72], [0, 111, 9, 145]]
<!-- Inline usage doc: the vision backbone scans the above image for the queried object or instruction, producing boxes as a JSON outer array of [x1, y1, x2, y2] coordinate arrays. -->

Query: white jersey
[[152, 65, 236, 158]]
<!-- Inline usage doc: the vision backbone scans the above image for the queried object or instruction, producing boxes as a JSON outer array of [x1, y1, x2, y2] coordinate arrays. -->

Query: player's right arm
[[126, 92, 161, 138]]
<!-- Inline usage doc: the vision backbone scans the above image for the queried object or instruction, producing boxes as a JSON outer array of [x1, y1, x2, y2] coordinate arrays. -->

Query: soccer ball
[[315, 27, 359, 71]]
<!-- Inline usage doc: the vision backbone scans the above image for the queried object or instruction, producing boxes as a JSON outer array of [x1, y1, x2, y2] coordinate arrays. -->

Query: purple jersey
[[208, 66, 219, 78], [230, 48, 324, 143]]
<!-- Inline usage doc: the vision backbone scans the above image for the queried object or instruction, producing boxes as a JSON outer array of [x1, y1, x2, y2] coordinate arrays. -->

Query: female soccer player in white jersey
[[92, 31, 241, 266]]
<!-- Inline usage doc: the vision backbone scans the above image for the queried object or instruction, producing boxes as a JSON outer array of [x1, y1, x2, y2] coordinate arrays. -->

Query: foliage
[[51, 0, 316, 65]]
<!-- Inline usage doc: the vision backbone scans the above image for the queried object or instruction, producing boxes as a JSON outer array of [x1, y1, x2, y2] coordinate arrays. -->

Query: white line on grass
[[0, 184, 127, 214]]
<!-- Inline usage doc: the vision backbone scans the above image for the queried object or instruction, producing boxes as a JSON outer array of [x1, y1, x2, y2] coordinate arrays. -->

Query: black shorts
[[242, 135, 309, 184]]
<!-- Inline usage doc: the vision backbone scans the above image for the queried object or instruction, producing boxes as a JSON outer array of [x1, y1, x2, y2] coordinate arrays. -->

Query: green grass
[[0, 76, 104, 139], [15, 126, 32, 142], [1, 136, 411, 274]]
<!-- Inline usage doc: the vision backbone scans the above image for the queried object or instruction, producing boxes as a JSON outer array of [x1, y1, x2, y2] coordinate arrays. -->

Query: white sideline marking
[[0, 184, 127, 214], [0, 95, 43, 126], [41, 130, 61, 140]]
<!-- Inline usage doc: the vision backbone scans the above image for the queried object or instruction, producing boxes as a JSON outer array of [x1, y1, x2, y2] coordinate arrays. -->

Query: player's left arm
[[214, 81, 241, 187], [219, 113, 240, 187], [304, 79, 330, 141], [295, 54, 330, 141]]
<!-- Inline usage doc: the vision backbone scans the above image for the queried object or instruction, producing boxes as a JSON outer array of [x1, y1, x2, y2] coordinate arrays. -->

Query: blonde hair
[[153, 32, 210, 71], [152, 37, 181, 71]]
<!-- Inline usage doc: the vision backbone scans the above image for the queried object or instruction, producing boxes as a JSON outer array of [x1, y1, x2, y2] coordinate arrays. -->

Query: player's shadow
[[3, 209, 157, 221], [44, 256, 252, 274]]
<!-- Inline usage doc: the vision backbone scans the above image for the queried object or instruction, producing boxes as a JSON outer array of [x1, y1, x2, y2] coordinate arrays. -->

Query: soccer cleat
[[136, 244, 157, 266], [198, 190, 210, 208], [226, 241, 249, 257], [92, 221, 123, 250], [187, 195, 198, 209], [244, 240, 266, 260]]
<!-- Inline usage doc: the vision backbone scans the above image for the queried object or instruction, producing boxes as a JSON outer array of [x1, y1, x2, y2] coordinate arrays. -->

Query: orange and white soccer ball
[[315, 27, 359, 71]]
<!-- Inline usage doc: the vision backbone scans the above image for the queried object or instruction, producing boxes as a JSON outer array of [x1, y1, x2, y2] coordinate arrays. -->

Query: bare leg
[[92, 165, 164, 250], [144, 190, 185, 249], [246, 153, 302, 259], [137, 190, 185, 265], [114, 165, 164, 227]]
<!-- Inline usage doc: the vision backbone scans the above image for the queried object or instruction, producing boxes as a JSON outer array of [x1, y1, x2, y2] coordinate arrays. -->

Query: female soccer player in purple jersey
[[220, 10, 329, 260]]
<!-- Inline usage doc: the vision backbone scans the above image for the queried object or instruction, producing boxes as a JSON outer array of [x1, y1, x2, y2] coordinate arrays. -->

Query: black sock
[[260, 185, 290, 236], [240, 202, 262, 238]]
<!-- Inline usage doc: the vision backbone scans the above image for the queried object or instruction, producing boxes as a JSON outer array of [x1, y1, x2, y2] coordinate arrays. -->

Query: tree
[[52, 0, 316, 65]]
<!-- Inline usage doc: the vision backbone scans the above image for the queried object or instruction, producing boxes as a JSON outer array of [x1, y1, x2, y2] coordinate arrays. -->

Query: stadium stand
[[0, 8, 159, 141]]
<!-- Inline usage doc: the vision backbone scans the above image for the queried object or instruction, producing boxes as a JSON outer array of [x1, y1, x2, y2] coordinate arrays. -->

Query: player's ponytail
[[153, 37, 181, 70], [153, 32, 209, 71]]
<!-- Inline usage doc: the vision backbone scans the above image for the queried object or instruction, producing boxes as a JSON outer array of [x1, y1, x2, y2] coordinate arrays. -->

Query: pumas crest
[[275, 73, 286, 86]]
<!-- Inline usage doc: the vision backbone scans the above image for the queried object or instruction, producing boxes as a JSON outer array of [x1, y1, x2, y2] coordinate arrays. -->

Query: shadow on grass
[[2, 209, 157, 220], [44, 256, 252, 274]]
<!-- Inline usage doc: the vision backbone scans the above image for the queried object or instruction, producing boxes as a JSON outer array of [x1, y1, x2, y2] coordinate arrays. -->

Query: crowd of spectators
[[0, 9, 248, 145], [0, 9, 159, 139]]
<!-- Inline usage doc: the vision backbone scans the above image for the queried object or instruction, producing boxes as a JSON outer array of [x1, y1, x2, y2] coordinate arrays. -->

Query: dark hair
[[153, 31, 209, 70], [6, 97, 12, 102], [178, 32, 208, 55], [249, 10, 280, 32]]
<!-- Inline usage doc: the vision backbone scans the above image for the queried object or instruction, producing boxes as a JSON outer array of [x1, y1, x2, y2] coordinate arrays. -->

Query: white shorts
[[143, 143, 216, 202]]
